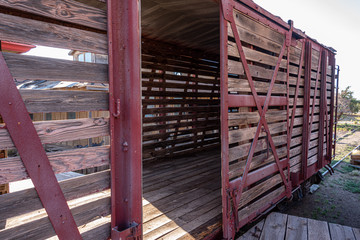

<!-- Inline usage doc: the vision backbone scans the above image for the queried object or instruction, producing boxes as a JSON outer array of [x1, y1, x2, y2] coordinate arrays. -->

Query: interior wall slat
[[4, 53, 108, 83], [19, 90, 109, 113], [0, 146, 109, 184], [0, 118, 109, 149], [0, 0, 107, 31], [0, 12, 107, 54]]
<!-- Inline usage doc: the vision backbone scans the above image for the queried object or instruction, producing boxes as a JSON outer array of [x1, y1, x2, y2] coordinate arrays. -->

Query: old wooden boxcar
[[0, 0, 338, 239]]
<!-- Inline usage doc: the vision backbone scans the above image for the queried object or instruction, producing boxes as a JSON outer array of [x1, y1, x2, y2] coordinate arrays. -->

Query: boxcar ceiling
[[141, 0, 220, 53]]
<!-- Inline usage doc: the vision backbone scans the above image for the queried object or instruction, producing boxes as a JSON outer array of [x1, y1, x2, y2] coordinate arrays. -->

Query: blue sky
[[24, 0, 359, 98], [254, 0, 360, 98]]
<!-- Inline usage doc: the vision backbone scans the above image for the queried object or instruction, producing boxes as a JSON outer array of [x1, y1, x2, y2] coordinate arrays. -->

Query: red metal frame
[[329, 53, 336, 160], [301, 41, 312, 181], [0, 52, 81, 239], [108, 0, 142, 238]]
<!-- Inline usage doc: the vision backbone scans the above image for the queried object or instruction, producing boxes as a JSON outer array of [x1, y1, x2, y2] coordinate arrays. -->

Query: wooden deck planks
[[329, 223, 356, 240], [240, 213, 357, 240], [285, 215, 307, 240], [259, 212, 287, 240], [142, 150, 221, 240], [308, 218, 331, 240]]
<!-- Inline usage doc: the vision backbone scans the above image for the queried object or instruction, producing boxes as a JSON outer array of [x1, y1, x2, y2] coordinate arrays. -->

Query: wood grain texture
[[0, 12, 107, 53], [4, 52, 108, 83], [141, 0, 219, 53], [0, 145, 109, 184], [259, 212, 287, 240], [329, 223, 356, 240], [237, 219, 265, 240], [0, 0, 106, 30], [0, 117, 109, 149], [308, 218, 331, 240], [0, 191, 110, 239], [353, 228, 360, 240], [0, 170, 110, 231], [19, 90, 108, 113], [285, 215, 307, 240]]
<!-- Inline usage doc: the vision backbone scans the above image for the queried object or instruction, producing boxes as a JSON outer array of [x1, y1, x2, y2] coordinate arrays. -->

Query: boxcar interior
[[140, 1, 223, 239]]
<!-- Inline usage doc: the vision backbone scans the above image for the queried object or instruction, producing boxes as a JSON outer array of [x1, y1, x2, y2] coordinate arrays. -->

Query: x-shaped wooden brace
[[225, 5, 293, 230]]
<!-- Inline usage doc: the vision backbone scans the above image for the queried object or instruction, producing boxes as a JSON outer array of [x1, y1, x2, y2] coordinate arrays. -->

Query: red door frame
[[108, 0, 143, 239]]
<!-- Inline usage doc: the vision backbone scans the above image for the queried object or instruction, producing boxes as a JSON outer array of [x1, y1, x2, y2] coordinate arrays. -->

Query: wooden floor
[[142, 150, 222, 240], [238, 212, 360, 240]]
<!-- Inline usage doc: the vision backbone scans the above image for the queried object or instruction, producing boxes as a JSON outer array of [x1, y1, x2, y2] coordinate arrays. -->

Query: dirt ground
[[277, 127, 360, 228]]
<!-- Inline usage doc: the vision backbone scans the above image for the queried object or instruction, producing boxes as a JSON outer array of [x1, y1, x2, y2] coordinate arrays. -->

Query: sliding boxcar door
[[220, 1, 294, 238]]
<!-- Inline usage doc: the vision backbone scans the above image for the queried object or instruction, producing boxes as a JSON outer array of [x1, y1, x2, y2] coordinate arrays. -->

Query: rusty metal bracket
[[221, 0, 234, 22], [112, 222, 142, 240], [0, 53, 81, 239]]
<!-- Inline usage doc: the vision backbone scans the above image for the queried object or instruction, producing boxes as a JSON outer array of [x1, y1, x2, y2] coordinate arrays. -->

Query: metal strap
[[0, 52, 81, 239]]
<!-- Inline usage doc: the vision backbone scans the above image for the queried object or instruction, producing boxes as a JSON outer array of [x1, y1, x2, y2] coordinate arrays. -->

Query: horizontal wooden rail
[[0, 118, 109, 149], [4, 53, 108, 83]]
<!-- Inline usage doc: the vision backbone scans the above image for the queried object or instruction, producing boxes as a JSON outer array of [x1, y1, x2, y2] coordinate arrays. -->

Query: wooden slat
[[4, 52, 108, 83], [229, 121, 287, 144], [0, 191, 110, 239], [237, 219, 265, 240], [329, 223, 356, 240], [0, 117, 109, 149], [228, 59, 287, 82], [285, 215, 308, 240], [0, 170, 110, 230], [259, 212, 287, 240], [19, 90, 108, 113], [308, 218, 331, 240], [239, 173, 283, 208], [353, 228, 360, 240], [0, 12, 107, 54], [0, 0, 107, 30], [0, 145, 109, 184], [237, 186, 285, 222]]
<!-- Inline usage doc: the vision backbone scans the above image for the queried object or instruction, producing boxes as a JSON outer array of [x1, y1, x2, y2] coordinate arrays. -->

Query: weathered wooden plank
[[239, 174, 284, 208], [228, 59, 287, 82], [159, 206, 221, 240], [285, 215, 308, 240], [229, 133, 287, 162], [229, 121, 288, 144], [0, 12, 107, 54], [228, 110, 287, 126], [19, 90, 108, 113], [237, 219, 265, 240], [142, 72, 219, 85], [228, 42, 288, 68], [0, 146, 109, 184], [142, 80, 218, 91], [329, 223, 356, 240], [228, 78, 286, 94], [308, 218, 331, 240], [0, 117, 109, 149], [259, 212, 287, 240], [0, 192, 111, 239], [0, 170, 110, 229], [353, 228, 360, 240], [237, 186, 285, 222], [4, 52, 108, 83], [0, 0, 106, 30], [229, 146, 287, 179]]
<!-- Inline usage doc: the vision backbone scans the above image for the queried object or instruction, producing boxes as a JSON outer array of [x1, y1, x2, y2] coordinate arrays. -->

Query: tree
[[337, 86, 360, 120]]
